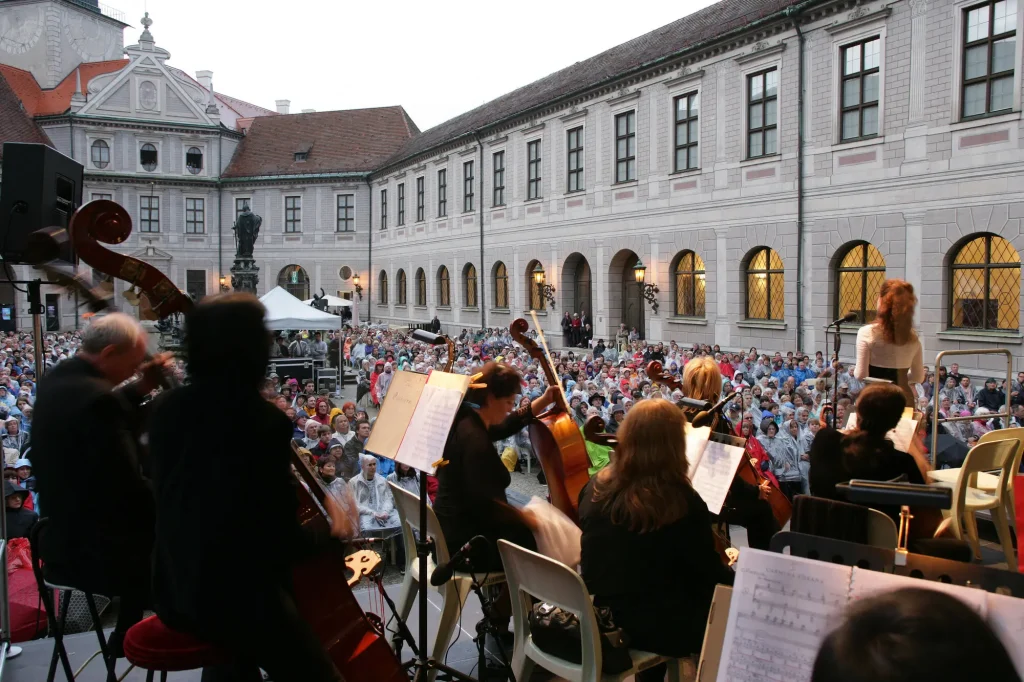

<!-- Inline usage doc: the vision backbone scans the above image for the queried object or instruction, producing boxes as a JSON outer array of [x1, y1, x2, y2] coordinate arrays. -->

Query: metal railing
[[63, 0, 127, 24], [930, 348, 1013, 459]]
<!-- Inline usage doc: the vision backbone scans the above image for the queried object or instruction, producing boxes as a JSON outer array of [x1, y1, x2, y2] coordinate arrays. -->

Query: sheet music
[[716, 549, 852, 682], [684, 424, 712, 479], [394, 382, 464, 474], [846, 412, 918, 453], [690, 437, 746, 516], [986, 592, 1024, 677], [847, 567, 987, 615]]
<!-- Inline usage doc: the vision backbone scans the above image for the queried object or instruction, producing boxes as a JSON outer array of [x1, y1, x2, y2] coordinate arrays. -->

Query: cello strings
[[528, 310, 570, 413]]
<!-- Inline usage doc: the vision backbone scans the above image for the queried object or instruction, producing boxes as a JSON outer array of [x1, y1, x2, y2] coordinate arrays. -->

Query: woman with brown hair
[[854, 279, 925, 406], [579, 400, 734, 682]]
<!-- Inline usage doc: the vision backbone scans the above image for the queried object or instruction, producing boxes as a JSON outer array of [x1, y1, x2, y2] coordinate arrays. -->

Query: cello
[[510, 316, 590, 523], [58, 199, 406, 682], [647, 361, 792, 528]]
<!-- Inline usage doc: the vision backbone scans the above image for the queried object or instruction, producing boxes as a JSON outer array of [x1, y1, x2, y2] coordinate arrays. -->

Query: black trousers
[[719, 496, 779, 551], [190, 586, 342, 682]]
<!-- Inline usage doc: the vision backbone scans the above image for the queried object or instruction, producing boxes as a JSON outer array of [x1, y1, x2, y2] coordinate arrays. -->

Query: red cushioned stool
[[123, 615, 232, 682]]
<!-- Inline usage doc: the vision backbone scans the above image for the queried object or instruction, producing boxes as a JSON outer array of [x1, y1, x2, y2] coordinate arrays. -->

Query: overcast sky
[[113, 0, 720, 130]]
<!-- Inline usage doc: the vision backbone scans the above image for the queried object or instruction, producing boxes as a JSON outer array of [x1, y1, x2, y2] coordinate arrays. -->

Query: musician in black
[[32, 313, 170, 656], [681, 357, 779, 550], [149, 294, 351, 682]]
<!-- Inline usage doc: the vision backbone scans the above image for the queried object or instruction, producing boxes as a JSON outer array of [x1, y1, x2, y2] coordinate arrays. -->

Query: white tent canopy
[[301, 294, 352, 308], [260, 286, 341, 331]]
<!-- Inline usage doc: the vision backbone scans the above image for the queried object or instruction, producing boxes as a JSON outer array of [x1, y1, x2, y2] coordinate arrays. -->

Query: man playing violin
[[32, 313, 173, 657]]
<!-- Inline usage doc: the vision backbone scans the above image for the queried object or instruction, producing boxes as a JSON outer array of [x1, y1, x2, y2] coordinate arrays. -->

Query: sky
[[111, 0, 721, 131]]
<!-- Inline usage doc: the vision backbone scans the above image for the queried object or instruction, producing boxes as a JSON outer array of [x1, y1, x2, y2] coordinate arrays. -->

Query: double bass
[[58, 200, 406, 681], [510, 316, 590, 523], [647, 361, 792, 529]]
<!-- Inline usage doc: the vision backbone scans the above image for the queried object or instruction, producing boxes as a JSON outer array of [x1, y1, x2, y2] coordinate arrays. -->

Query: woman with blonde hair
[[854, 279, 925, 406], [579, 400, 733, 682]]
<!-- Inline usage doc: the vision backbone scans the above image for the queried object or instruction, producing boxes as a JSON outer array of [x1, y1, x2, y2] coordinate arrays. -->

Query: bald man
[[32, 313, 170, 658]]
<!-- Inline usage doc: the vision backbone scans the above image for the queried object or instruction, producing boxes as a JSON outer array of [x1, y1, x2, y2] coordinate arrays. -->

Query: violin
[[510, 316, 590, 523], [582, 415, 617, 448], [647, 362, 792, 529]]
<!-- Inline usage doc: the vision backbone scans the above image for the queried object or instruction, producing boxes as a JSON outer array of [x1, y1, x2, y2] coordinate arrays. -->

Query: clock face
[[0, 6, 43, 55], [139, 81, 158, 111], [63, 10, 115, 61]]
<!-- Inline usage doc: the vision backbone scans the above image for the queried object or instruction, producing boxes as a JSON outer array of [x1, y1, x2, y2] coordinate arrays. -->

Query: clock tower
[[0, 0, 127, 88]]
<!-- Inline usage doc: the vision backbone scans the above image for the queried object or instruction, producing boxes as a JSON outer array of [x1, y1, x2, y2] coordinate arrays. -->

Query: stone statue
[[232, 206, 262, 259]]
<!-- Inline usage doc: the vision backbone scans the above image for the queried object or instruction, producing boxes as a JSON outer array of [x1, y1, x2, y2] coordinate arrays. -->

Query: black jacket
[[149, 384, 327, 627], [977, 387, 1006, 412], [31, 357, 154, 580]]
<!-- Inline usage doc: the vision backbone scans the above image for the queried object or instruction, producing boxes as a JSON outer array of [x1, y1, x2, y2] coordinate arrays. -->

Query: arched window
[[493, 261, 509, 308], [950, 234, 1021, 330], [672, 250, 706, 317], [526, 259, 546, 311], [140, 143, 158, 172], [437, 266, 451, 307], [378, 270, 388, 305], [463, 263, 478, 308], [186, 146, 203, 175], [744, 247, 784, 320], [91, 139, 110, 169], [396, 269, 407, 305], [415, 268, 427, 306], [835, 241, 886, 324], [277, 265, 309, 300]]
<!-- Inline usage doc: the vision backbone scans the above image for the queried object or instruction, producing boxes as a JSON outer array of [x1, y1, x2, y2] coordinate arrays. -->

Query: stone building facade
[[1, 0, 1023, 377]]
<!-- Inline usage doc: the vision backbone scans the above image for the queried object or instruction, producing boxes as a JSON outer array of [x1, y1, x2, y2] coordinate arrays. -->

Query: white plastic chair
[[865, 507, 899, 549], [931, 438, 1019, 568], [389, 482, 505, 682], [497, 539, 692, 682], [928, 427, 1024, 529]]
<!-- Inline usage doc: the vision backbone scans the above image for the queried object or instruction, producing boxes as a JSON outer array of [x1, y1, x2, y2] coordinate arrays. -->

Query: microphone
[[691, 390, 740, 428], [676, 396, 712, 411], [430, 535, 486, 586], [411, 329, 447, 345], [828, 311, 857, 327]]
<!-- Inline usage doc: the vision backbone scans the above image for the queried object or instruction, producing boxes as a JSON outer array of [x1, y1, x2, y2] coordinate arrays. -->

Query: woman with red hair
[[853, 279, 924, 406]]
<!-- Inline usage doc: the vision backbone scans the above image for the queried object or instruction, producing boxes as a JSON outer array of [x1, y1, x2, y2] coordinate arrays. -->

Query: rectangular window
[[336, 194, 354, 232], [397, 182, 405, 226], [566, 127, 584, 192], [185, 197, 205, 234], [437, 169, 447, 217], [91, 193, 112, 202], [492, 151, 505, 206], [674, 92, 700, 171], [962, 0, 1017, 118], [840, 37, 881, 140], [284, 196, 301, 233], [185, 270, 206, 301], [416, 177, 424, 221], [380, 189, 387, 230], [235, 197, 251, 220], [527, 140, 542, 200], [463, 160, 474, 212], [747, 68, 779, 158], [615, 112, 636, 182], [140, 195, 159, 232]]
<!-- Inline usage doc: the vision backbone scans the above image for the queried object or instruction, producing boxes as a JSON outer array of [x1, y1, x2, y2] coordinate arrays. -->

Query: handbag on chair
[[528, 602, 633, 673]]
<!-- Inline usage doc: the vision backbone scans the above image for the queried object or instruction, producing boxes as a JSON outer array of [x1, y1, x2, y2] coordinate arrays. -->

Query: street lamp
[[218, 275, 229, 293], [532, 263, 556, 310], [352, 274, 363, 301], [633, 258, 659, 314]]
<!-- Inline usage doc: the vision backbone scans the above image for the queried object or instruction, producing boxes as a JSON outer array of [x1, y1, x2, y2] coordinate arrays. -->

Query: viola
[[288, 445, 406, 680], [647, 362, 792, 528], [510, 317, 590, 523], [582, 414, 617, 448]]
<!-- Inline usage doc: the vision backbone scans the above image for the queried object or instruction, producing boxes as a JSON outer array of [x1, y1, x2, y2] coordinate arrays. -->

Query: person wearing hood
[[757, 420, 802, 501], [386, 463, 420, 497], [330, 414, 355, 447], [349, 454, 399, 532], [369, 361, 385, 407], [299, 419, 320, 449], [311, 397, 332, 426], [377, 362, 395, 402], [5, 479, 36, 539], [606, 403, 626, 435], [2, 417, 26, 453]]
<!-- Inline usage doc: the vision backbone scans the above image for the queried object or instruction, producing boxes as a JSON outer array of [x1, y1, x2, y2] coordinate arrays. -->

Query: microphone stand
[[830, 319, 847, 428]]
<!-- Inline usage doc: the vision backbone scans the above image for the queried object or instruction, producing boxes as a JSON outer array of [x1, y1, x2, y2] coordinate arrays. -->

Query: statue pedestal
[[230, 258, 260, 294]]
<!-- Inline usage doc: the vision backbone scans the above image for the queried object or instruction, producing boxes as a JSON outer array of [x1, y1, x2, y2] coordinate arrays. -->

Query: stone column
[[904, 211, 925, 326], [713, 228, 731, 346], [905, 0, 930, 162]]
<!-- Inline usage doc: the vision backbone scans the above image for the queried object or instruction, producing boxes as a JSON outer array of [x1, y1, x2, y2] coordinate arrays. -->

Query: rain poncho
[[758, 421, 802, 484], [348, 455, 400, 532]]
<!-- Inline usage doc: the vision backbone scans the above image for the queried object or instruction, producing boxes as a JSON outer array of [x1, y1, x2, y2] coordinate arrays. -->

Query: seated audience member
[[299, 419, 320, 449], [812, 588, 1020, 682], [338, 420, 369, 481], [5, 479, 36, 538], [579, 399, 734, 682], [386, 462, 420, 496], [317, 458, 337, 487], [349, 454, 399, 532], [2, 417, 26, 452], [331, 414, 355, 446], [309, 425, 333, 460]]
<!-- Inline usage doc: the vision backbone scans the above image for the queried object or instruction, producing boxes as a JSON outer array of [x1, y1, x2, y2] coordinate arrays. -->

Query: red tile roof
[[0, 71, 52, 160], [223, 106, 420, 178], [0, 61, 128, 117]]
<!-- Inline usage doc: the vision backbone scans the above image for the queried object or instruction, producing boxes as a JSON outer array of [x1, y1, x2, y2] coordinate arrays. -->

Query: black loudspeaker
[[0, 142, 83, 265]]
